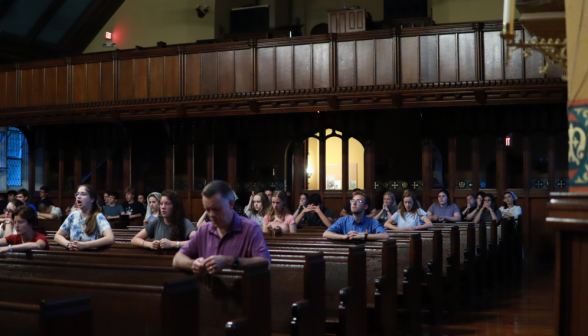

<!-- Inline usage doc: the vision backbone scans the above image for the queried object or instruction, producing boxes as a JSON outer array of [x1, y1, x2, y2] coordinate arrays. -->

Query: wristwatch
[[232, 256, 240, 269]]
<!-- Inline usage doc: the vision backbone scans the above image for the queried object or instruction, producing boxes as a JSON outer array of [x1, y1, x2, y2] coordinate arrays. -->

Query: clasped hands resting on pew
[[191, 255, 233, 275]]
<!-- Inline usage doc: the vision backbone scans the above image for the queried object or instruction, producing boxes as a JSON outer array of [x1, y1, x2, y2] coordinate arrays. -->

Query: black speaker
[[384, 0, 428, 20]]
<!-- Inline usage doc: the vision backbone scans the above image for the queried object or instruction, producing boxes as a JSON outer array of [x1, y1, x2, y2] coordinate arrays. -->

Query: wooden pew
[[0, 296, 92, 336], [291, 253, 326, 336]]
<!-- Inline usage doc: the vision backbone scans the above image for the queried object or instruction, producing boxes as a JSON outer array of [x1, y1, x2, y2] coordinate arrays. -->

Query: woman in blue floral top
[[54, 184, 115, 250]]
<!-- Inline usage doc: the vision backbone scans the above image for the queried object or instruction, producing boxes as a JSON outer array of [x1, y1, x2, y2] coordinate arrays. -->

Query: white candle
[[502, 0, 516, 35]]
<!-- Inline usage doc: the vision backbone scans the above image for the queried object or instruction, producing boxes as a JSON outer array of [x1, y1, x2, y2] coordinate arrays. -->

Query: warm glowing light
[[105, 32, 112, 40], [307, 159, 314, 175]]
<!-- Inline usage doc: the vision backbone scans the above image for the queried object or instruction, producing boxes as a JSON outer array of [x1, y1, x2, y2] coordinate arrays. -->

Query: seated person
[[37, 203, 63, 220], [34, 186, 54, 209], [295, 193, 335, 227], [263, 190, 296, 233], [173, 180, 271, 275], [54, 184, 115, 251], [103, 191, 125, 220], [196, 191, 245, 228], [0, 205, 49, 253], [131, 190, 196, 250], [292, 193, 309, 220], [427, 189, 461, 222], [16, 189, 37, 215], [499, 191, 522, 220], [0, 200, 24, 238], [244, 191, 269, 227], [373, 191, 399, 225], [143, 192, 162, 226], [385, 191, 433, 231], [472, 194, 503, 224], [340, 189, 377, 218], [460, 194, 478, 219], [138, 194, 148, 209], [465, 191, 486, 221], [121, 187, 146, 219], [0, 190, 17, 219], [263, 188, 273, 202], [324, 191, 388, 241]]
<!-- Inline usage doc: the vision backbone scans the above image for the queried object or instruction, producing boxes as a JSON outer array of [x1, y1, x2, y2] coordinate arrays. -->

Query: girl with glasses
[[0, 200, 24, 238]]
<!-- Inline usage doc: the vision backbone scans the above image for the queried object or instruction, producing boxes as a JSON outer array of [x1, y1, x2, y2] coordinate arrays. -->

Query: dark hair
[[40, 186, 50, 193], [7, 190, 17, 197], [5, 199, 24, 218], [353, 188, 361, 192], [124, 186, 135, 195], [38, 203, 48, 212], [353, 190, 367, 199], [17, 189, 29, 198], [475, 191, 486, 200], [466, 194, 475, 199], [14, 205, 38, 227], [79, 184, 101, 236], [250, 192, 270, 216], [438, 189, 451, 204], [108, 191, 119, 199], [203, 180, 234, 200], [503, 191, 517, 206], [300, 193, 310, 202], [160, 190, 187, 241], [308, 193, 322, 206], [483, 194, 498, 212], [399, 190, 419, 220]]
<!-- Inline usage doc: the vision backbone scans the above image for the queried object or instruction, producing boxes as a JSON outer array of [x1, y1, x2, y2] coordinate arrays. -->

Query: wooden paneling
[[458, 33, 476, 81], [337, 41, 356, 87], [56, 66, 67, 104], [484, 31, 504, 80], [375, 38, 395, 85], [5, 71, 16, 108], [356, 40, 375, 86], [149, 57, 165, 98], [134, 58, 149, 99], [439, 34, 457, 82], [165, 55, 180, 97], [200, 52, 218, 95], [72, 64, 86, 103], [313, 43, 330, 88], [234, 49, 252, 93], [258, 47, 275, 91], [294, 44, 312, 89], [275, 46, 293, 91], [0, 72, 6, 108], [401, 37, 419, 84], [44, 67, 56, 105], [504, 30, 524, 80], [87, 63, 101, 102], [184, 53, 201, 96], [21, 69, 33, 107], [32, 68, 44, 106], [100, 62, 114, 101], [420, 35, 439, 83], [218, 51, 235, 94], [118, 59, 134, 100]]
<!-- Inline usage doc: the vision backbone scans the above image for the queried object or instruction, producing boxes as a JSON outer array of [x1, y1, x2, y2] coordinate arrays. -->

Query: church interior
[[0, 0, 585, 335]]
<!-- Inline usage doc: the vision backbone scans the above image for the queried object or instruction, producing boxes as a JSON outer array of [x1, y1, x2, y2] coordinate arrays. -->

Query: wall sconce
[[196, 5, 209, 18]]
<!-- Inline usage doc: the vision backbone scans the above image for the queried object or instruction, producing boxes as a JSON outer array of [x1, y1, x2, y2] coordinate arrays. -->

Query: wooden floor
[[425, 266, 555, 336]]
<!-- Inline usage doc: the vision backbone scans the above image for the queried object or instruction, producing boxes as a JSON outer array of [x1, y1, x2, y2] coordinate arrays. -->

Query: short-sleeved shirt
[[121, 201, 146, 218], [5, 232, 50, 250], [103, 204, 124, 217], [391, 209, 429, 228], [35, 198, 54, 209], [302, 207, 335, 227], [263, 214, 296, 233], [145, 217, 196, 241], [245, 210, 264, 227], [472, 208, 503, 223], [147, 214, 160, 225], [427, 203, 461, 221], [499, 206, 522, 220], [327, 215, 387, 235], [59, 212, 112, 242], [179, 214, 271, 262], [374, 205, 399, 225], [49, 206, 63, 218]]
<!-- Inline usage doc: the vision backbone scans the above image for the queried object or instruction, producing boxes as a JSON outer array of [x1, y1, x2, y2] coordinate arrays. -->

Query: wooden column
[[227, 142, 237, 190], [58, 147, 64, 208], [342, 137, 349, 210], [122, 141, 131, 189], [422, 138, 432, 209], [548, 134, 556, 192], [187, 142, 194, 219], [28, 145, 36, 195], [74, 149, 82, 187], [106, 148, 113, 191], [207, 143, 214, 183], [448, 137, 456, 201], [292, 141, 305, 209], [522, 134, 531, 256], [319, 131, 326, 198], [496, 135, 506, 198], [472, 137, 480, 191], [43, 148, 50, 190], [90, 148, 97, 188], [166, 144, 174, 190], [364, 139, 375, 205], [473, 22, 485, 81]]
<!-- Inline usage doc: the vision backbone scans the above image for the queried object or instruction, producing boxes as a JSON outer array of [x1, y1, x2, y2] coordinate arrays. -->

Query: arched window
[[0, 127, 28, 191], [305, 129, 364, 191]]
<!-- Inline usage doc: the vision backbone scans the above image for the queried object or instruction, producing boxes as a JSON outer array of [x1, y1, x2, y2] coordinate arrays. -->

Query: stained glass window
[[7, 127, 24, 187]]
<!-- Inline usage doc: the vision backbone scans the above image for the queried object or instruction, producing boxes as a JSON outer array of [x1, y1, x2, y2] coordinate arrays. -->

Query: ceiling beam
[[24, 0, 67, 45]]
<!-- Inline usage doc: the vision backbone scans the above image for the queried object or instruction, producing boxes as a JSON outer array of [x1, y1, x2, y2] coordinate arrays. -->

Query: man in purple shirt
[[173, 180, 271, 275]]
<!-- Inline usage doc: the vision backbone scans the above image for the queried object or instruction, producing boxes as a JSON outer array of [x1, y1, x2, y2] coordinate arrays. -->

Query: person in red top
[[0, 205, 49, 253]]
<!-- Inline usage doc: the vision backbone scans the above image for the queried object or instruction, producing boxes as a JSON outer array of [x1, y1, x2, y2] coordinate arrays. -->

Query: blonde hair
[[267, 190, 290, 222], [383, 191, 396, 206], [398, 190, 419, 221]]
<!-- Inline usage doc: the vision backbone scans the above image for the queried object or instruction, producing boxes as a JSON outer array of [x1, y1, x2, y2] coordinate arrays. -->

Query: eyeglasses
[[74, 192, 89, 197], [349, 199, 365, 204]]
